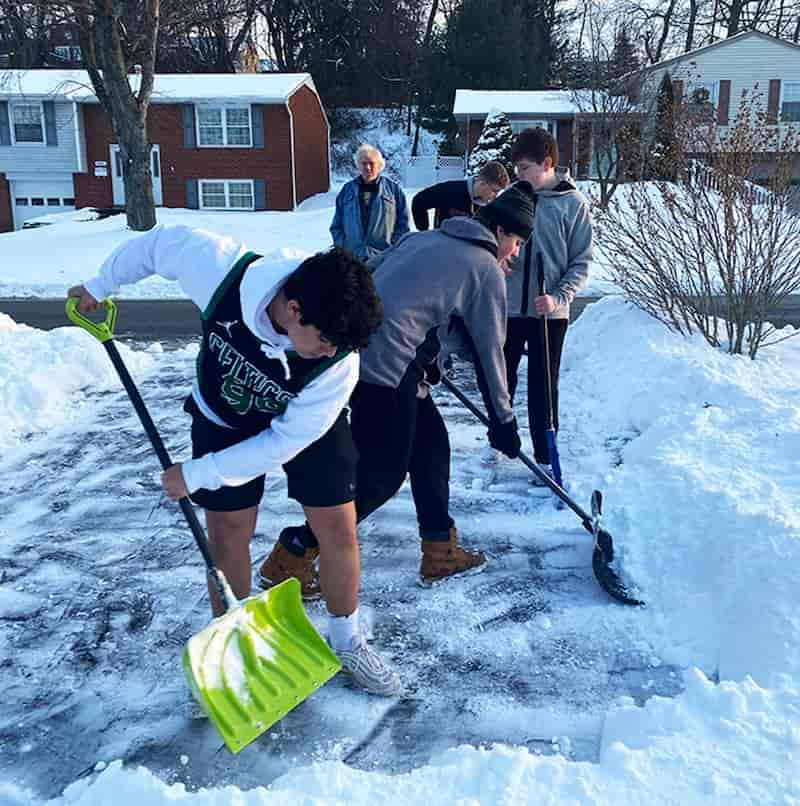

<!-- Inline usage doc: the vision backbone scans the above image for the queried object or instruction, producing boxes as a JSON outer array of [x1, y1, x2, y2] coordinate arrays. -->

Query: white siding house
[[642, 31, 800, 143], [0, 77, 86, 228]]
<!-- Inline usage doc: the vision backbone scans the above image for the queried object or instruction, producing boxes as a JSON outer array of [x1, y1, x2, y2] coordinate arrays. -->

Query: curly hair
[[281, 247, 383, 351]]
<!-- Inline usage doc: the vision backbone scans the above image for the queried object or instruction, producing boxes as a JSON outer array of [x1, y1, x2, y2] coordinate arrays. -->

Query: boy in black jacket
[[411, 161, 509, 231]]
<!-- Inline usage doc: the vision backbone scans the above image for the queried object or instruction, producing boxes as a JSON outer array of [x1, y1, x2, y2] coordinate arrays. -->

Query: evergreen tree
[[445, 0, 565, 92], [468, 109, 515, 175], [610, 26, 639, 81], [650, 72, 679, 181]]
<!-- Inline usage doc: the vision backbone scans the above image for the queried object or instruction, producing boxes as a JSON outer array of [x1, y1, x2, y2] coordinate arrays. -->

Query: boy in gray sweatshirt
[[259, 182, 537, 587], [503, 128, 593, 477]]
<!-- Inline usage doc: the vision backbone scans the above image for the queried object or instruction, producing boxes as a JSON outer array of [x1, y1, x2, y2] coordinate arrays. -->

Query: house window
[[687, 80, 718, 116], [12, 103, 44, 143], [510, 119, 558, 137], [54, 45, 69, 59], [63, 197, 75, 206], [196, 106, 252, 147], [199, 179, 255, 210], [31, 197, 44, 206], [47, 198, 60, 206], [781, 82, 800, 123], [15, 198, 28, 206]]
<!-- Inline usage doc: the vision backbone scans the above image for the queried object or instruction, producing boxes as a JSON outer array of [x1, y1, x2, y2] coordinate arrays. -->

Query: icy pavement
[[0, 343, 681, 798]]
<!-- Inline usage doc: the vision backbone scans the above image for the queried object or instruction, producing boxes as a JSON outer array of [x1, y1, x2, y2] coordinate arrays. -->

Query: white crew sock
[[328, 607, 360, 652]]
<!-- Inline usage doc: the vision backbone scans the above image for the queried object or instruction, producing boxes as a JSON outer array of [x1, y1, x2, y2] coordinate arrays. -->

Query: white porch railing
[[403, 155, 466, 188]]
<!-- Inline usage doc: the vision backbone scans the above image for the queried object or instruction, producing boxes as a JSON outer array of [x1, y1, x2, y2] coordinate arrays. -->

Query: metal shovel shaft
[[440, 375, 592, 528]]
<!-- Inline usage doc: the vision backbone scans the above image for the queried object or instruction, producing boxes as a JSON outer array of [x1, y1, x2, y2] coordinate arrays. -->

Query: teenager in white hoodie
[[68, 224, 401, 696]]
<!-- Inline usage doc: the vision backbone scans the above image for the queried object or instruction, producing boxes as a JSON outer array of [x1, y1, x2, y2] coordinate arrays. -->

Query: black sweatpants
[[504, 316, 568, 465], [350, 364, 454, 542]]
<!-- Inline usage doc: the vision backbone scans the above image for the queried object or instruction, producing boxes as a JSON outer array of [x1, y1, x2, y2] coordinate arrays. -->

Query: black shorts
[[183, 396, 358, 512]]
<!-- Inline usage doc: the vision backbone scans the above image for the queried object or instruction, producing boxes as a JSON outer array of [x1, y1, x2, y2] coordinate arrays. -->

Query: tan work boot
[[258, 542, 320, 600], [420, 527, 486, 585]]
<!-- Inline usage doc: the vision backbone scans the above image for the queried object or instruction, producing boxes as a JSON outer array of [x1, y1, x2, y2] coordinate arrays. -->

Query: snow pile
[[563, 297, 800, 685], [0, 314, 155, 457], [3, 669, 796, 804]]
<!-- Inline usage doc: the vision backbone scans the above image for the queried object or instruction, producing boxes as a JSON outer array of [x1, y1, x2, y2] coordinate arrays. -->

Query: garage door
[[11, 180, 76, 230]]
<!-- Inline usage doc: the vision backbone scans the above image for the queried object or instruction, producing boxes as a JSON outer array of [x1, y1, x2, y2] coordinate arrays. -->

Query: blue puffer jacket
[[330, 175, 410, 261]]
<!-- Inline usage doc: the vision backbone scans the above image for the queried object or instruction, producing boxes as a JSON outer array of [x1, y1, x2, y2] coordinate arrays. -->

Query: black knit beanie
[[479, 180, 536, 241]]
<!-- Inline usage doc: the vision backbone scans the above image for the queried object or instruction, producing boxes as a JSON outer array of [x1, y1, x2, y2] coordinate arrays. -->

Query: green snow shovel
[[66, 297, 341, 753]]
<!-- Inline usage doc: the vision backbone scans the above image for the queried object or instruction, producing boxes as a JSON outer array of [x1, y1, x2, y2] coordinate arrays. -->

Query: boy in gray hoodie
[[503, 128, 593, 477], [259, 183, 537, 587]]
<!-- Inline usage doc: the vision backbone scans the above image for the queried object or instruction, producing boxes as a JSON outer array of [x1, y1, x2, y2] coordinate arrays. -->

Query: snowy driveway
[[0, 341, 676, 798]]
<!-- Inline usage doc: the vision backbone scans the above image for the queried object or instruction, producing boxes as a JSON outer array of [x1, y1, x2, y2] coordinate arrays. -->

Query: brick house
[[0, 70, 330, 232], [454, 90, 593, 177]]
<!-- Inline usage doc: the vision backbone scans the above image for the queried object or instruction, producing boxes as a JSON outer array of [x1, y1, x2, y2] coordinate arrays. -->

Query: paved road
[[2, 296, 800, 337]]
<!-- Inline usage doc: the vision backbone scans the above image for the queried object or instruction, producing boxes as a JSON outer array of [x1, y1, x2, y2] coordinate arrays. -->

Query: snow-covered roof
[[454, 89, 583, 117], [0, 69, 314, 103]]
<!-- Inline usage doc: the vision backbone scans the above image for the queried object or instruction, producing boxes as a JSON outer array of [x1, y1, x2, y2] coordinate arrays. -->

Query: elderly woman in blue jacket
[[330, 144, 410, 261]]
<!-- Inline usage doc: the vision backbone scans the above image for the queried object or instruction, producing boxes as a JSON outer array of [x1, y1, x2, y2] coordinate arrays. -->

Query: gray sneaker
[[337, 639, 403, 697]]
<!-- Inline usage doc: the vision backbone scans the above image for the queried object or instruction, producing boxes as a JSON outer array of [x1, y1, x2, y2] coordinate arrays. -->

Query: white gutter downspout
[[286, 94, 297, 210], [73, 100, 85, 173]]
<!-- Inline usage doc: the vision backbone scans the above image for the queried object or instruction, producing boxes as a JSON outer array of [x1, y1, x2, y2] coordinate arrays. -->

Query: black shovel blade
[[592, 529, 644, 606]]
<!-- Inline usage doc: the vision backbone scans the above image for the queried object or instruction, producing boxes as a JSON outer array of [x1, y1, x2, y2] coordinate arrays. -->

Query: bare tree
[[614, 0, 800, 63], [0, 0, 58, 67], [569, 0, 644, 208], [159, 0, 259, 72], [74, 0, 160, 231], [711, 0, 800, 40], [257, 0, 306, 70], [644, 0, 679, 62], [684, 0, 701, 50], [596, 88, 800, 358]]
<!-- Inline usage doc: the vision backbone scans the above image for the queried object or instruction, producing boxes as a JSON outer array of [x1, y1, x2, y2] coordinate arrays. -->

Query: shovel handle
[[65, 298, 236, 612], [66, 297, 117, 342], [440, 374, 588, 525]]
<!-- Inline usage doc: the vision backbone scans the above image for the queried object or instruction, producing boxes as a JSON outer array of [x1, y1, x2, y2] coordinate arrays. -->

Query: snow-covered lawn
[[0, 198, 798, 804], [0, 189, 616, 299]]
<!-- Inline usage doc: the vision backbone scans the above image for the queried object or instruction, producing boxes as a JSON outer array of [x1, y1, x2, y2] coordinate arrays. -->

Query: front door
[[110, 144, 163, 206]]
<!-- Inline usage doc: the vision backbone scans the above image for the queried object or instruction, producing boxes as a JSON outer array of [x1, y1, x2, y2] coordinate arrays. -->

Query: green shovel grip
[[65, 297, 117, 343]]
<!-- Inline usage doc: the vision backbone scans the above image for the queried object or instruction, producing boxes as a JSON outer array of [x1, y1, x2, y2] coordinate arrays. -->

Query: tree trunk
[[118, 119, 156, 231], [685, 0, 698, 51], [78, 0, 159, 232], [727, 0, 745, 36]]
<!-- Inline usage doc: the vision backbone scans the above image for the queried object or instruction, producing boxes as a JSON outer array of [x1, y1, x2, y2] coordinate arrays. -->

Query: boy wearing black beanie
[[259, 183, 536, 589]]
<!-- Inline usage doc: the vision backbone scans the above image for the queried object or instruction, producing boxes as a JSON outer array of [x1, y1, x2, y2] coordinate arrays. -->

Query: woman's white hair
[[353, 144, 385, 171]]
